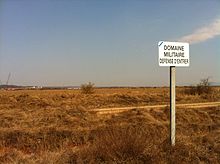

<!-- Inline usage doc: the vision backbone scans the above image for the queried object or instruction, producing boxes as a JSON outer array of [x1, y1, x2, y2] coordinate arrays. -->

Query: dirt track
[[92, 101, 220, 114]]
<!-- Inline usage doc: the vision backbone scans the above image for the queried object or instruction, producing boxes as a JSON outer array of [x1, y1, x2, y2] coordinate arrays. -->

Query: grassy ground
[[1, 87, 219, 109], [0, 87, 219, 163]]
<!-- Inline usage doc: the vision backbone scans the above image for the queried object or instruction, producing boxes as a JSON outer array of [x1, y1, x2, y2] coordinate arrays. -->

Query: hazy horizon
[[1, 0, 220, 87]]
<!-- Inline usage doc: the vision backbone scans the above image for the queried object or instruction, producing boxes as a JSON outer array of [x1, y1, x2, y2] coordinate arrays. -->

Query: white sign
[[158, 41, 189, 67]]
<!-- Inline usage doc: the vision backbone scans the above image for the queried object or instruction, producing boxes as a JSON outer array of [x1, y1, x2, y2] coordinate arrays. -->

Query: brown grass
[[0, 87, 219, 163], [79, 126, 148, 163], [1, 87, 219, 109]]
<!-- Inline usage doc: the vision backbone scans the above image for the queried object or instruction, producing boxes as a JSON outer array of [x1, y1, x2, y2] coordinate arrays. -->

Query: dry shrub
[[185, 78, 213, 96], [81, 82, 95, 94], [76, 125, 150, 163]]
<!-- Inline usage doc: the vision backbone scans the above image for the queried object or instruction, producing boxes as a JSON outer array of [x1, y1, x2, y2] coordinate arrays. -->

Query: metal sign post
[[158, 41, 189, 146], [170, 66, 176, 146]]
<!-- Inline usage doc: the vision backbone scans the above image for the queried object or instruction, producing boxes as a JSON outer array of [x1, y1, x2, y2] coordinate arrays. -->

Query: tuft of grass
[[76, 125, 150, 163]]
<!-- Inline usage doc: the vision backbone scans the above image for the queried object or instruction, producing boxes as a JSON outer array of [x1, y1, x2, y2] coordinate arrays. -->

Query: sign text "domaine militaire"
[[158, 41, 189, 67]]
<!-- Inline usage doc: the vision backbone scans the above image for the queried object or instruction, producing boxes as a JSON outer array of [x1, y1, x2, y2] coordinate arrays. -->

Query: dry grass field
[[0, 87, 220, 163]]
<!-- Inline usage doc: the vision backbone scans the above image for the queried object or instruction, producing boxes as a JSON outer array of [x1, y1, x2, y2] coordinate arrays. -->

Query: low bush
[[185, 78, 213, 95], [80, 82, 95, 94]]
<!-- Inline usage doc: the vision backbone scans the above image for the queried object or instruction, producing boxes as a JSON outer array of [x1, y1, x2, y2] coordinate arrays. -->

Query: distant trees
[[81, 82, 95, 94]]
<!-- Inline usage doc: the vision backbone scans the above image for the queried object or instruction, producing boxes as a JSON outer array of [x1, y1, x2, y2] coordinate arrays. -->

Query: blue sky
[[0, 0, 220, 86]]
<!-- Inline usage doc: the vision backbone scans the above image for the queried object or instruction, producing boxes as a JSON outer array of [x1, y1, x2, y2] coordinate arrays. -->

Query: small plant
[[80, 82, 95, 94], [185, 78, 212, 95], [196, 78, 212, 94]]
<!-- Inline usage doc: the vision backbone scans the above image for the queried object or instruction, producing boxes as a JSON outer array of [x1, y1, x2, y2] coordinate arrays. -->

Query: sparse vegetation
[[0, 87, 219, 163], [185, 78, 213, 95], [80, 82, 95, 94], [197, 78, 213, 94], [80, 125, 148, 162]]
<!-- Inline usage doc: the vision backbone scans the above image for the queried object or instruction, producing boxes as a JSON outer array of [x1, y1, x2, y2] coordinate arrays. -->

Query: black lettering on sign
[[175, 59, 188, 64], [164, 45, 184, 51], [164, 52, 172, 57], [174, 52, 184, 57], [160, 58, 173, 64]]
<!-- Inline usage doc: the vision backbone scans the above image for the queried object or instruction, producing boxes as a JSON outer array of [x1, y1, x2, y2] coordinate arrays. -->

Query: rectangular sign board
[[158, 41, 189, 67]]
